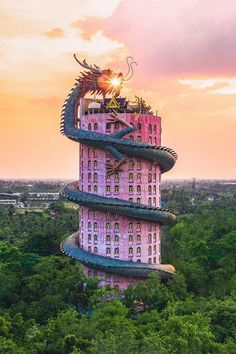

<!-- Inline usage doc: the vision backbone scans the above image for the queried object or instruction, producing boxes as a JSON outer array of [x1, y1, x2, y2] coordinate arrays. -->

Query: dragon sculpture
[[60, 55, 177, 279]]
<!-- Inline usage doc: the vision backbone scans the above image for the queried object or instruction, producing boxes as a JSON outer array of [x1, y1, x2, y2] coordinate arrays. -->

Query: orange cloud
[[44, 27, 64, 38]]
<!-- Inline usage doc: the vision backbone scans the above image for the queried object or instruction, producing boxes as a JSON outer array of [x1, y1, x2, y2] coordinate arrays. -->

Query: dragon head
[[74, 55, 137, 97]]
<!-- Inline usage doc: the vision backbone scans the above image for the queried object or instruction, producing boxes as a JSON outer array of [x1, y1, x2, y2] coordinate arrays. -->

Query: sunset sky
[[1, 0, 236, 179]]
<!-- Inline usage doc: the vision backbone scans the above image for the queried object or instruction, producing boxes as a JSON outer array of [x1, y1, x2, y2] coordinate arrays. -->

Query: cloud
[[44, 28, 64, 38]]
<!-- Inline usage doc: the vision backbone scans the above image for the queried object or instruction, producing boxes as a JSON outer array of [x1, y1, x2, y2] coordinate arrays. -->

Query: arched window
[[114, 223, 119, 231], [137, 222, 141, 231], [94, 160, 98, 169], [88, 123, 92, 131], [114, 247, 119, 255], [129, 197, 133, 203], [154, 137, 157, 145], [106, 174, 110, 182], [153, 197, 156, 206], [129, 185, 133, 193], [106, 185, 111, 193], [114, 185, 119, 193], [88, 173, 91, 182], [81, 148, 83, 158], [94, 173, 98, 182], [137, 135, 142, 141], [106, 151, 110, 158], [81, 173, 83, 182], [148, 173, 152, 182], [154, 125, 157, 133], [94, 246, 98, 253], [106, 235, 111, 243], [106, 247, 111, 254], [148, 245, 152, 255], [148, 234, 152, 243], [153, 173, 156, 183], [88, 148, 91, 157], [153, 257, 156, 263], [114, 173, 119, 182], [94, 185, 98, 193], [88, 234, 91, 242], [137, 185, 141, 194], [88, 185, 91, 192], [94, 222, 98, 232], [148, 185, 152, 195], [153, 185, 156, 194], [137, 173, 141, 181], [94, 148, 98, 158], [88, 246, 92, 252], [94, 123, 98, 130], [148, 257, 152, 264], [137, 247, 141, 254], [106, 223, 110, 230], [88, 222, 91, 231], [137, 123, 141, 132], [81, 161, 84, 169], [148, 124, 152, 134], [153, 245, 156, 254], [137, 198, 141, 204], [153, 233, 157, 242], [129, 160, 134, 169], [148, 197, 152, 206], [128, 247, 133, 254], [137, 160, 141, 169], [114, 235, 119, 243], [129, 135, 134, 140], [137, 234, 141, 243], [137, 259, 141, 263], [88, 160, 91, 169], [129, 173, 133, 181], [129, 235, 133, 242], [148, 137, 152, 144], [94, 234, 98, 243], [128, 223, 133, 231], [106, 123, 111, 131]]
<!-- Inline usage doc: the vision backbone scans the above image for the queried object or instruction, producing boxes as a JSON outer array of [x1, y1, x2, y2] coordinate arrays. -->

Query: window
[[148, 137, 152, 144], [137, 259, 141, 263], [88, 148, 91, 157], [114, 185, 119, 193], [106, 223, 110, 230], [137, 173, 141, 181], [106, 123, 111, 131], [106, 151, 110, 158], [137, 198, 141, 204], [148, 173, 152, 182], [129, 235, 133, 242], [106, 247, 111, 254], [106, 185, 111, 193], [106, 212, 111, 219], [148, 257, 152, 264], [129, 135, 134, 140], [154, 125, 157, 133], [153, 233, 157, 242], [137, 135, 142, 141], [129, 160, 134, 169], [128, 247, 133, 254], [106, 174, 110, 182], [148, 246, 152, 255], [94, 222, 98, 232], [137, 123, 141, 132], [88, 173, 91, 182], [153, 197, 156, 206], [129, 198, 133, 203], [153, 173, 156, 183], [94, 123, 98, 130], [148, 124, 152, 134], [148, 223, 152, 232], [81, 208, 83, 216], [106, 235, 111, 243], [137, 247, 141, 254], [148, 234, 152, 243], [81, 148, 83, 158], [148, 185, 152, 195], [153, 185, 156, 194], [114, 173, 119, 182], [137, 222, 141, 231], [94, 149, 98, 158], [81, 173, 83, 182], [88, 210, 92, 218], [153, 245, 156, 254], [88, 185, 91, 192], [148, 162, 152, 171], [128, 223, 133, 231], [88, 246, 91, 252], [137, 234, 141, 243], [137, 185, 141, 194], [148, 197, 152, 206], [137, 160, 141, 169], [94, 160, 98, 169], [94, 185, 98, 193], [129, 173, 133, 181], [154, 137, 157, 145], [88, 234, 91, 242], [88, 160, 91, 169], [88, 123, 92, 131], [153, 257, 156, 263], [114, 223, 119, 231], [94, 246, 98, 253], [114, 247, 119, 255], [94, 173, 98, 182], [114, 235, 119, 243], [88, 222, 91, 231], [81, 161, 83, 169], [129, 185, 133, 193], [94, 234, 98, 243]]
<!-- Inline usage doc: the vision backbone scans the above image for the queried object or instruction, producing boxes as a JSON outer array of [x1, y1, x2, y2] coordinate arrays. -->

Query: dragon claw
[[106, 157, 127, 176]]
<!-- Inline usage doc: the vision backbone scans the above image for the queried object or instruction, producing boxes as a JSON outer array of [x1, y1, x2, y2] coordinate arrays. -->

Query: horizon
[[1, 0, 236, 179]]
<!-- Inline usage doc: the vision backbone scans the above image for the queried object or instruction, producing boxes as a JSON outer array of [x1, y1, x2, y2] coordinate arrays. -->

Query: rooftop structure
[[60, 56, 177, 289]]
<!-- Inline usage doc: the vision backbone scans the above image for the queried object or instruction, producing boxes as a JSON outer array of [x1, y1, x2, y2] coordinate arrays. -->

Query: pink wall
[[78, 112, 162, 289]]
